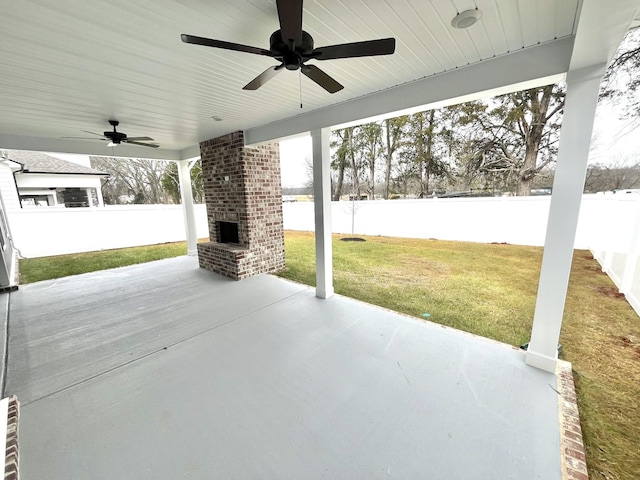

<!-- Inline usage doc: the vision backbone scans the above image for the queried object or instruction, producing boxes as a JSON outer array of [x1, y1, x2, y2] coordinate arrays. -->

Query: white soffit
[[0, 0, 583, 157]]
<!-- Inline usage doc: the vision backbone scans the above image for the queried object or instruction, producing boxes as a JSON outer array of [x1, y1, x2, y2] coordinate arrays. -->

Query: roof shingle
[[8, 151, 108, 175]]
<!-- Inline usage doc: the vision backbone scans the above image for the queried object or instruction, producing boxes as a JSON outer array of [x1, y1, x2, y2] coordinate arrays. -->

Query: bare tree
[[584, 155, 640, 192], [600, 28, 640, 120], [91, 156, 171, 204]]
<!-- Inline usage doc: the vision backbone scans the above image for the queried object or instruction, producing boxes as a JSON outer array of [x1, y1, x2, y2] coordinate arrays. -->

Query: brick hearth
[[197, 131, 285, 280]]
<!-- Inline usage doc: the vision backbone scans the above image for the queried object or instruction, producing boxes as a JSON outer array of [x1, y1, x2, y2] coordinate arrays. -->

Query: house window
[[20, 195, 53, 207], [61, 188, 89, 207]]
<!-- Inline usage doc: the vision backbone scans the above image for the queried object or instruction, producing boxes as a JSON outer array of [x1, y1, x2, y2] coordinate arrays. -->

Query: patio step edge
[[556, 360, 589, 480], [2, 395, 19, 480]]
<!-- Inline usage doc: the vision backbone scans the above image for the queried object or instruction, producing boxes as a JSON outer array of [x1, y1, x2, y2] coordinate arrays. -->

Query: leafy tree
[[330, 129, 350, 200], [326, 86, 565, 199], [382, 116, 408, 199], [392, 158, 420, 198], [356, 122, 384, 199], [160, 160, 204, 204], [345, 127, 365, 200], [331, 127, 366, 200], [401, 110, 450, 197], [456, 85, 564, 196]]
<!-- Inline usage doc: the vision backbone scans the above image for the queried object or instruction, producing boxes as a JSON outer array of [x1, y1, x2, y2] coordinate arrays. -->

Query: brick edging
[[5, 395, 19, 480], [556, 361, 588, 480]]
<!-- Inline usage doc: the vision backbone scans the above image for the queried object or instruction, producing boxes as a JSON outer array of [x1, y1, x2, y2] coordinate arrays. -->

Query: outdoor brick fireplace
[[197, 131, 285, 280]]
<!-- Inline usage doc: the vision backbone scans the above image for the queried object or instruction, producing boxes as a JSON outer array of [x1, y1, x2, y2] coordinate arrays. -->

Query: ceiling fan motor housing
[[270, 29, 314, 70], [105, 120, 126, 144], [103, 131, 127, 144]]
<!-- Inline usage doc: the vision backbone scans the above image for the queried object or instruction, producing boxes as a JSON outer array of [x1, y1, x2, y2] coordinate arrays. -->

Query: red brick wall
[[197, 131, 285, 280]]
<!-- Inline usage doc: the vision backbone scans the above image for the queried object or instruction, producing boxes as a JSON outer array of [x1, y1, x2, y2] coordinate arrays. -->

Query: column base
[[316, 286, 334, 299], [525, 349, 558, 373]]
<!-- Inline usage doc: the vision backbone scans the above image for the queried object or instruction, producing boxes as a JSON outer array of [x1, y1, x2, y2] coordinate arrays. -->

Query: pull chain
[[299, 69, 303, 109]]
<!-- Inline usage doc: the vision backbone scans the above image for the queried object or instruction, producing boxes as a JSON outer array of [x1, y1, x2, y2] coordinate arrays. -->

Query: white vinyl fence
[[283, 196, 600, 249], [6, 194, 639, 316], [9, 205, 209, 258], [588, 194, 640, 316]]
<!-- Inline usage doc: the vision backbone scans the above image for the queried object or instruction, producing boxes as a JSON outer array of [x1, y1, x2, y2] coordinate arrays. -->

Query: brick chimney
[[197, 131, 285, 280]]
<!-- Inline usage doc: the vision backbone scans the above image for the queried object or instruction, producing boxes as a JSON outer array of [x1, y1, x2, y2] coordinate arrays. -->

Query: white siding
[[0, 162, 21, 211]]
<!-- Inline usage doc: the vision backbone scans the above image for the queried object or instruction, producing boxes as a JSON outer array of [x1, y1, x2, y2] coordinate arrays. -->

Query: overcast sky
[[280, 136, 312, 188], [591, 103, 640, 163]]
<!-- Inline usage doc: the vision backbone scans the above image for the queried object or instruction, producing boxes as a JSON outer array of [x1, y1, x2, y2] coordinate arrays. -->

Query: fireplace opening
[[218, 221, 239, 244]]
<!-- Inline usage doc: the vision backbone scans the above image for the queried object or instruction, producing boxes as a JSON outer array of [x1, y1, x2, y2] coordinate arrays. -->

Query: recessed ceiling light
[[451, 9, 482, 29], [211, 116, 223, 122]]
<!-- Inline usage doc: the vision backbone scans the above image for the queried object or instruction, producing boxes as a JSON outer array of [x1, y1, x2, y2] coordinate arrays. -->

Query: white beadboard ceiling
[[0, 0, 635, 158]]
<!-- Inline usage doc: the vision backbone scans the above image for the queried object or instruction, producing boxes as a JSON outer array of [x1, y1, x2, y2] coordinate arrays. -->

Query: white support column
[[177, 159, 198, 256], [526, 65, 606, 372], [312, 128, 334, 299], [96, 183, 105, 207]]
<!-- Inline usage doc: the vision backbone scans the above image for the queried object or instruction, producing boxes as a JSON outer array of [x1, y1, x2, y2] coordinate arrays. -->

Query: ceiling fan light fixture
[[107, 141, 117, 147], [451, 9, 482, 29]]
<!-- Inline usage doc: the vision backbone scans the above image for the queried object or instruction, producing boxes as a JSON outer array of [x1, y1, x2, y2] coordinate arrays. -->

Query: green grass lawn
[[18, 232, 640, 479], [277, 231, 640, 480], [19, 241, 191, 283]]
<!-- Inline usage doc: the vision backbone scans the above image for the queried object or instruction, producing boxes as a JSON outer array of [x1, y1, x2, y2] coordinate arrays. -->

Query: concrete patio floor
[[5, 256, 562, 479]]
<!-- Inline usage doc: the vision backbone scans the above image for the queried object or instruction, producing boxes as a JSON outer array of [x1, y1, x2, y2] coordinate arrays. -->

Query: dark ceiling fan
[[63, 120, 159, 148], [181, 0, 396, 93]]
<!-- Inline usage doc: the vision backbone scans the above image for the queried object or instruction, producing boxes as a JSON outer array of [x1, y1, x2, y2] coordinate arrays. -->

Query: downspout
[[11, 167, 23, 209], [10, 165, 23, 210]]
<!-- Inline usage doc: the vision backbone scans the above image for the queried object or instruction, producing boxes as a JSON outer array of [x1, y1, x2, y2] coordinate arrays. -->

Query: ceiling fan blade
[[125, 136, 155, 142], [125, 140, 159, 148], [301, 65, 343, 93], [81, 130, 106, 137], [61, 136, 106, 140], [276, 0, 303, 47], [312, 38, 396, 60], [243, 65, 283, 90], [181, 34, 273, 57]]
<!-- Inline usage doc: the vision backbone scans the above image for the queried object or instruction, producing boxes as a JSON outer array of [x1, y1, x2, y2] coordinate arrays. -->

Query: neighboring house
[[0, 151, 108, 210]]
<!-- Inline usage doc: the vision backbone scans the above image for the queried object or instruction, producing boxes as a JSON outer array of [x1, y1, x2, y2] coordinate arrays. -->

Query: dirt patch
[[596, 286, 626, 299], [620, 335, 634, 347], [340, 256, 450, 287], [584, 265, 603, 273], [619, 336, 640, 360], [394, 254, 451, 276]]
